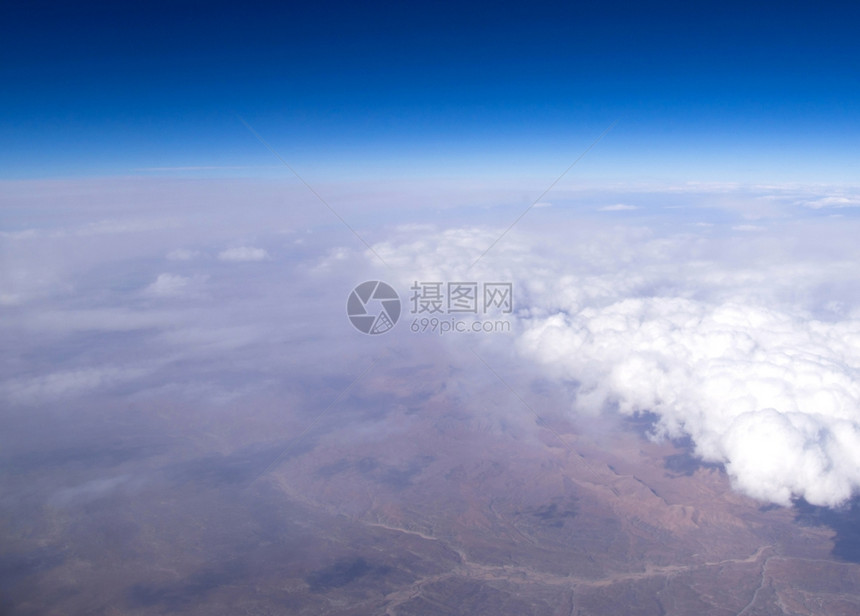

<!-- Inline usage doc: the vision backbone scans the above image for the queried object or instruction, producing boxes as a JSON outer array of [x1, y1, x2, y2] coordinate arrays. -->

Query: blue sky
[[2, 0, 858, 182]]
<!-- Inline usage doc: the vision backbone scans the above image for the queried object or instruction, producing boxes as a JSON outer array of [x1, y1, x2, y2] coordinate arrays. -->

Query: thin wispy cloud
[[167, 248, 201, 261], [800, 195, 860, 209], [133, 166, 262, 172], [145, 273, 190, 297], [218, 246, 269, 262], [0, 218, 179, 240], [598, 203, 639, 211]]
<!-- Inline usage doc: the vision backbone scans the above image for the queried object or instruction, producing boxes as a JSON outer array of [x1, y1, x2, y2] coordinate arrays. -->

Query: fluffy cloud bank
[[519, 298, 860, 506], [371, 213, 860, 508]]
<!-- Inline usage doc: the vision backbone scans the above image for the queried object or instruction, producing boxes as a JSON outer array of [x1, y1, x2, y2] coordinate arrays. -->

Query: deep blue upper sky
[[2, 0, 858, 182]]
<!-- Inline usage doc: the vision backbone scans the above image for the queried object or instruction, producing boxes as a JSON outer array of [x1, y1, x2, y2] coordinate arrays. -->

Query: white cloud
[[0, 218, 178, 240], [218, 246, 269, 262], [311, 246, 353, 273], [518, 299, 860, 506], [145, 273, 189, 297], [800, 195, 860, 209], [369, 214, 860, 508], [52, 475, 134, 506], [1, 366, 150, 405], [598, 203, 639, 211]]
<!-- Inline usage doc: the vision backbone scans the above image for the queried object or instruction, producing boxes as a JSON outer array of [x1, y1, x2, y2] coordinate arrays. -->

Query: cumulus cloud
[[218, 246, 269, 262], [370, 214, 860, 508], [518, 298, 860, 506]]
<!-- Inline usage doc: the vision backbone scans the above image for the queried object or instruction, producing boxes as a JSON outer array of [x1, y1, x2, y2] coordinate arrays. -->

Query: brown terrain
[[1, 344, 859, 615]]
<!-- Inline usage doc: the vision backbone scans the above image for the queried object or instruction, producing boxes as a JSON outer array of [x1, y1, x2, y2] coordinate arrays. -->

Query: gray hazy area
[[2, 178, 860, 614]]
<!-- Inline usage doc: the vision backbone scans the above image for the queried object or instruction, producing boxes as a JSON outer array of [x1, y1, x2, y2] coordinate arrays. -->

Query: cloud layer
[[4, 178, 860, 509], [519, 298, 860, 506], [218, 246, 269, 262], [370, 206, 860, 508]]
